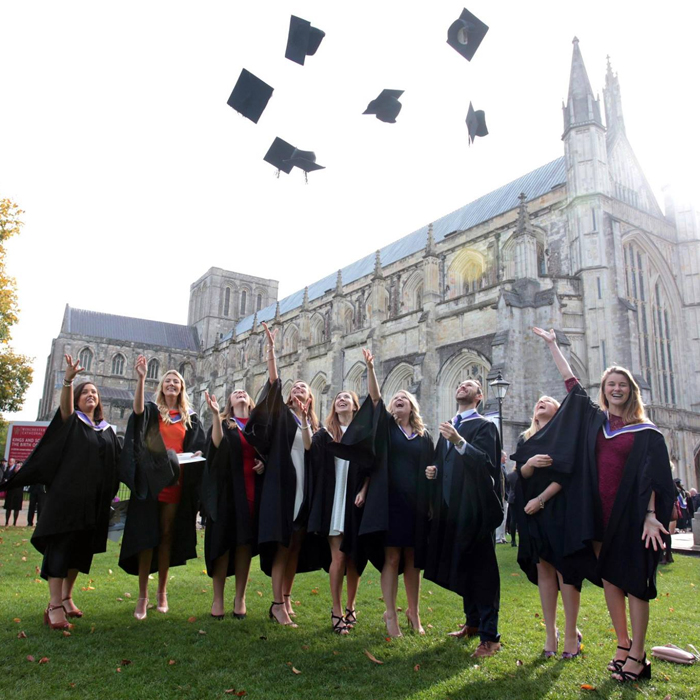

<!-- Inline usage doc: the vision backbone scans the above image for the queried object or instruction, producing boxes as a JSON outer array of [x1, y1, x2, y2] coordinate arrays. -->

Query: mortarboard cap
[[466, 102, 488, 143], [283, 148, 325, 173], [227, 69, 274, 124], [264, 137, 296, 174], [285, 15, 326, 65], [363, 89, 404, 123], [447, 8, 489, 62]]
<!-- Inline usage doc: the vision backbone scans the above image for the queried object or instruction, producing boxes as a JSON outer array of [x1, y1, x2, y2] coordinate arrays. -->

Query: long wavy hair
[[324, 390, 360, 442], [389, 390, 426, 437], [598, 365, 648, 425], [222, 390, 256, 429], [155, 369, 193, 428], [285, 381, 319, 432], [521, 395, 560, 440], [73, 381, 104, 423]]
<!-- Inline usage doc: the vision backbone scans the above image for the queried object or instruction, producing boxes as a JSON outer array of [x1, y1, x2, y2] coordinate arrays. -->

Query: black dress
[[0, 410, 120, 578], [118, 402, 206, 575], [3, 468, 24, 512], [201, 422, 261, 577]]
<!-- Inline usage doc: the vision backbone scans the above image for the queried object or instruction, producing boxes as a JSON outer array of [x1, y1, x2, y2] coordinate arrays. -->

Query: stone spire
[[334, 269, 343, 296], [252, 311, 258, 332], [274, 301, 281, 322], [513, 194, 539, 280], [562, 37, 604, 137], [515, 193, 530, 234], [302, 286, 309, 311], [603, 54, 626, 139], [373, 249, 384, 279], [424, 223, 436, 257]]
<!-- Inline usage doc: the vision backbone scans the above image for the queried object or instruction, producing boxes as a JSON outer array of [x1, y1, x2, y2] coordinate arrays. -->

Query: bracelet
[[63, 378, 73, 387], [646, 509, 655, 514], [538, 497, 545, 510], [301, 425, 312, 431]]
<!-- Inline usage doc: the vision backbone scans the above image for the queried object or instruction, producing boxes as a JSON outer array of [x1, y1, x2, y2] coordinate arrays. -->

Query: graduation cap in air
[[447, 8, 489, 62], [264, 137, 296, 175], [466, 102, 488, 143], [284, 148, 325, 173], [227, 69, 274, 124], [363, 89, 404, 123], [285, 15, 326, 65]]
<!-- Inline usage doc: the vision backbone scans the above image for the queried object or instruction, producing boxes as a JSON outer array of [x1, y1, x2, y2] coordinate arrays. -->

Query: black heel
[[607, 640, 632, 672], [269, 601, 298, 627], [613, 653, 651, 682], [331, 611, 349, 635]]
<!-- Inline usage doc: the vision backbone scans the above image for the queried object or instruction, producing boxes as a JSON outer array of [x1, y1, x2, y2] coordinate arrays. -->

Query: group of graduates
[[0, 324, 676, 681]]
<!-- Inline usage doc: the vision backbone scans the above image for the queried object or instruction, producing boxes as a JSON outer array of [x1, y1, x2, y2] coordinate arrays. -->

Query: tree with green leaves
[[0, 199, 33, 414]]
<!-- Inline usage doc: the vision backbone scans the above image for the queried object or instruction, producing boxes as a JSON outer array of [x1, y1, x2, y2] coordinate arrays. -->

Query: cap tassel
[[304, 171, 309, 185], [275, 168, 281, 179]]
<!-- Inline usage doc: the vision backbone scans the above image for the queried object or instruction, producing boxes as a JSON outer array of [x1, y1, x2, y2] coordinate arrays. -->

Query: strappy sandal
[[44, 603, 70, 630], [269, 601, 298, 627], [332, 611, 349, 635], [607, 639, 632, 672], [283, 593, 296, 618], [62, 597, 83, 618], [344, 607, 357, 628], [562, 630, 582, 659], [613, 653, 651, 682], [543, 630, 559, 659]]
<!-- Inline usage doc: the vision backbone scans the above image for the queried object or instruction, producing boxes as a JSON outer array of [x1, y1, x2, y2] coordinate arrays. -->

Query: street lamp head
[[490, 370, 510, 400]]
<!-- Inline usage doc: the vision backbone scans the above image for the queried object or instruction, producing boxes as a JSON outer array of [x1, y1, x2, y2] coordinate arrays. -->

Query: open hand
[[204, 390, 220, 414], [262, 322, 277, 353], [533, 327, 556, 344], [439, 421, 462, 445], [525, 454, 553, 469], [294, 397, 311, 425], [135, 355, 147, 379], [642, 513, 669, 551], [362, 348, 374, 369], [64, 354, 85, 382]]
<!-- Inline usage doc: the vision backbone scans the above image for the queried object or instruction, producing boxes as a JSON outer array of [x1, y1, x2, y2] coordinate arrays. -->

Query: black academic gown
[[513, 382, 675, 600], [306, 397, 377, 574], [363, 403, 435, 572], [0, 410, 120, 559], [118, 402, 206, 575], [421, 415, 502, 605], [244, 379, 320, 576], [201, 422, 261, 577]]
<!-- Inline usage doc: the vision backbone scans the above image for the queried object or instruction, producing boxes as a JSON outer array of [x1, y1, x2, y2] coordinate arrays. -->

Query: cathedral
[[38, 39, 700, 489]]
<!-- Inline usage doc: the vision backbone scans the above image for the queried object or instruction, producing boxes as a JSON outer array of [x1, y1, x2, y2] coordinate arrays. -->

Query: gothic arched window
[[79, 347, 93, 372], [223, 287, 231, 317], [240, 290, 248, 315], [111, 353, 125, 376], [147, 358, 160, 380]]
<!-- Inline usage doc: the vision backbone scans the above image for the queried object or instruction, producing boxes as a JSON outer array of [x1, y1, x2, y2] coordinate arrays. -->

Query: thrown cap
[[447, 8, 489, 62], [466, 102, 488, 143], [283, 148, 325, 173], [285, 15, 326, 65], [363, 89, 404, 123], [264, 137, 296, 174], [227, 69, 274, 124]]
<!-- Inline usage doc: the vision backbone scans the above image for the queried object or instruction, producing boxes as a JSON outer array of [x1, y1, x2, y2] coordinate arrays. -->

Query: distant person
[[495, 452, 508, 544], [690, 488, 699, 514], [506, 464, 519, 547], [3, 459, 23, 526]]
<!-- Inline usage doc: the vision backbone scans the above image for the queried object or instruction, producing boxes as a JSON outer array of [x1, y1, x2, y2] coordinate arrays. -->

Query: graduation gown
[[244, 379, 320, 576], [513, 382, 675, 600], [201, 422, 261, 577], [118, 402, 206, 575], [0, 410, 120, 558], [421, 414, 503, 604], [306, 397, 377, 574]]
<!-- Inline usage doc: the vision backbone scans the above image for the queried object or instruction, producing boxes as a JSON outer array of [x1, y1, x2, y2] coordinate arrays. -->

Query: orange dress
[[157, 410, 187, 504]]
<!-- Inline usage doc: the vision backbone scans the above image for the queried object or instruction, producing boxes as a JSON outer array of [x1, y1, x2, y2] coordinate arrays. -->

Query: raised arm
[[60, 354, 84, 421], [262, 322, 279, 383], [533, 327, 575, 381], [205, 391, 223, 448], [362, 348, 381, 405], [133, 355, 147, 415], [295, 397, 313, 450]]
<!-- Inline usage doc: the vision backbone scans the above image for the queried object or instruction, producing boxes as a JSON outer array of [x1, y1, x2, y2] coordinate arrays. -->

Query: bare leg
[[47, 576, 68, 625], [556, 571, 581, 655], [135, 548, 153, 617], [603, 579, 631, 666], [62, 569, 81, 614], [233, 545, 252, 615], [211, 551, 229, 617], [157, 502, 179, 612], [12, 508, 19, 526], [283, 530, 304, 617], [328, 535, 347, 620], [270, 543, 295, 626], [381, 546, 401, 637], [403, 548, 425, 634], [615, 594, 650, 678], [536, 559, 559, 653], [345, 557, 361, 622]]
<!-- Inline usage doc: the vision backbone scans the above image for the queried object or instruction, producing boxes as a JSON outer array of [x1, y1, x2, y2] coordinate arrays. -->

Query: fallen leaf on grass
[[413, 664, 420, 671], [121, 660, 132, 666], [669, 607, 675, 612], [87, 586, 95, 591], [35, 566, 40, 574], [301, 645, 309, 651], [364, 650, 384, 665], [68, 683, 76, 688], [124, 593, 131, 598], [311, 588, 319, 595], [510, 573, 520, 577], [580, 684, 596, 690], [39, 657, 49, 664], [17, 631, 27, 639], [534, 613, 540, 618], [661, 673, 670, 681], [332, 651, 340, 656], [13, 618, 21, 623], [62, 631, 71, 637], [426, 624, 434, 629], [427, 607, 433, 613], [21, 556, 27, 561], [116, 668, 121, 673], [201, 570, 207, 575], [108, 569, 113, 575], [663, 695, 671, 700], [198, 630, 207, 635], [256, 591, 263, 597], [27, 655, 35, 662], [291, 667, 301, 675], [516, 660, 523, 666], [116, 597, 123, 602], [385, 637, 392, 642], [89, 625, 95, 634], [187, 616, 197, 623], [168, 660, 176, 666]]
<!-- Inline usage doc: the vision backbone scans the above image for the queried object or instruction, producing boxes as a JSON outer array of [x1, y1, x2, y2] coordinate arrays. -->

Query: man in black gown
[[425, 379, 503, 657]]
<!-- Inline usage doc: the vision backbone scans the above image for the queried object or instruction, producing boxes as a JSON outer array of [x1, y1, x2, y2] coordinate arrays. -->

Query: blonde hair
[[222, 390, 256, 429], [324, 390, 360, 442], [286, 381, 319, 433], [155, 369, 193, 428], [521, 395, 560, 440], [598, 366, 648, 425], [388, 390, 426, 437]]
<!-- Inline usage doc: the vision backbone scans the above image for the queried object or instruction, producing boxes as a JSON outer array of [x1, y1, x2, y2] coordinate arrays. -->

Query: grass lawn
[[0, 526, 697, 700]]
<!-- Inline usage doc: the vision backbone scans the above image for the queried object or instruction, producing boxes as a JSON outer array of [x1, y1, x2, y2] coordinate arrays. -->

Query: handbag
[[651, 644, 699, 665]]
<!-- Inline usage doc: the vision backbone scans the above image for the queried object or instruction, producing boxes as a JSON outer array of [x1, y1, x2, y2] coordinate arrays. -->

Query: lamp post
[[489, 371, 510, 441]]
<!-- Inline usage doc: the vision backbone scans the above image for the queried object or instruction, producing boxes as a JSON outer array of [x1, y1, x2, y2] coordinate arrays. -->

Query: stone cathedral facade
[[38, 40, 700, 488]]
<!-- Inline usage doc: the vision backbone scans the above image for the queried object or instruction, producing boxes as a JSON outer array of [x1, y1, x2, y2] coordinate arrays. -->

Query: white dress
[[290, 427, 305, 521], [328, 426, 349, 536]]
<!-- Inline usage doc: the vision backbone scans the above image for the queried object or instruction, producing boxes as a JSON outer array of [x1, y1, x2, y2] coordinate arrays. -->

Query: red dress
[[157, 410, 186, 504], [236, 417, 257, 518]]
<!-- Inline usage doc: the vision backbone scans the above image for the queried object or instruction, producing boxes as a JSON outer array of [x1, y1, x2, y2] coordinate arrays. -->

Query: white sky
[[2, 0, 699, 421]]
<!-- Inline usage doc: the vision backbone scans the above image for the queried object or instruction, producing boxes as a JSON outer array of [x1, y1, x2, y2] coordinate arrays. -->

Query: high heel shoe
[[283, 593, 296, 618], [62, 597, 83, 618], [607, 639, 632, 672], [543, 630, 559, 658], [269, 601, 298, 627], [613, 653, 651, 682], [44, 603, 70, 630], [231, 596, 246, 619], [344, 607, 357, 628], [331, 611, 349, 635], [156, 592, 168, 614], [134, 597, 149, 621], [562, 630, 582, 659], [405, 609, 425, 635]]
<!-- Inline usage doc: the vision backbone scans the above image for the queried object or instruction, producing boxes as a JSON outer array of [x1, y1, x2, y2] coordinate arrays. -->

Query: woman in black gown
[[512, 396, 582, 658], [364, 349, 435, 638], [3, 460, 23, 526], [0, 354, 120, 629], [202, 389, 264, 619]]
